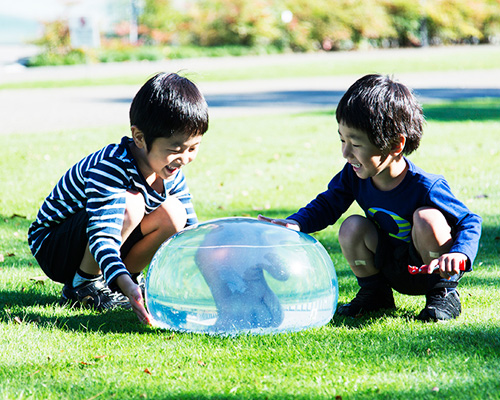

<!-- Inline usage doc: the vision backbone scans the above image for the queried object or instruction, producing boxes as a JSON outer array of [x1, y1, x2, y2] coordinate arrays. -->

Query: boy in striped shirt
[[28, 72, 209, 324]]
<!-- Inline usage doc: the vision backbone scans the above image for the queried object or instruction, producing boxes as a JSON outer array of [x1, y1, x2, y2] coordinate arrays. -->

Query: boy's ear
[[391, 134, 406, 155], [131, 126, 146, 149]]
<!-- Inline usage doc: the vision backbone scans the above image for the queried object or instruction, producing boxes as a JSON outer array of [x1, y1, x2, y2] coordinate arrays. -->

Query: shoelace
[[426, 291, 450, 307], [94, 280, 129, 303]]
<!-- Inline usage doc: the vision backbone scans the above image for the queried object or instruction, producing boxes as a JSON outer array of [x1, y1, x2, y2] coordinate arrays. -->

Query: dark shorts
[[374, 228, 462, 295], [33, 210, 143, 285]]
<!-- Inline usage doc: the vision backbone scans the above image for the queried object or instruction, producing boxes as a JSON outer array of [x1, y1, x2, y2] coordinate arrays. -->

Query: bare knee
[[412, 207, 452, 261], [339, 215, 377, 250], [153, 196, 188, 237], [339, 215, 378, 276], [412, 207, 451, 240]]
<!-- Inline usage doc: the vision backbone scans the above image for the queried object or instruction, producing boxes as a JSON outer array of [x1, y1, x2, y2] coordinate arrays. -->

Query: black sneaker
[[417, 289, 461, 322], [337, 285, 396, 317], [60, 277, 131, 311]]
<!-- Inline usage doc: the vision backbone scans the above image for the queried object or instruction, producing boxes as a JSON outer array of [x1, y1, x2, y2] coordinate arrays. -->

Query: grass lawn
[[0, 96, 499, 399]]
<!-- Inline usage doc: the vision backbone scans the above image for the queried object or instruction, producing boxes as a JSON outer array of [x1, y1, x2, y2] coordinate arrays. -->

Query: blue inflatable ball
[[145, 217, 338, 335]]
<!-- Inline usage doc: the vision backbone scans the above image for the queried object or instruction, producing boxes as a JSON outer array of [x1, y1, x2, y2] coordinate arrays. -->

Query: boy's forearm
[[449, 214, 482, 268]]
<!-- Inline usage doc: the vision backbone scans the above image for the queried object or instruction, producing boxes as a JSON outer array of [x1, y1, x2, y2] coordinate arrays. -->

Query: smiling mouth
[[351, 163, 361, 168], [166, 165, 179, 173]]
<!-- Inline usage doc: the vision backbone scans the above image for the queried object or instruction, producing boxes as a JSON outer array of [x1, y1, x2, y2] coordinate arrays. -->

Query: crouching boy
[[28, 72, 209, 324], [260, 74, 482, 321]]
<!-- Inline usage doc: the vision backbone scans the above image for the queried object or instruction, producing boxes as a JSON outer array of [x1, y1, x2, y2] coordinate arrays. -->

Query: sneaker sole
[[59, 293, 130, 312]]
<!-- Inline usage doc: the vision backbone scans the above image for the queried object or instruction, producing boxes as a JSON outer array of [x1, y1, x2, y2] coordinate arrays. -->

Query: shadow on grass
[[0, 287, 58, 308], [204, 89, 500, 122], [422, 98, 500, 122], [205, 90, 340, 113], [0, 277, 150, 333], [0, 289, 151, 334], [293, 97, 500, 122]]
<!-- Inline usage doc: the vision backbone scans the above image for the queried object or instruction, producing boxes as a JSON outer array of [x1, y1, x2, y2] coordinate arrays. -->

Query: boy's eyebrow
[[167, 137, 202, 148], [168, 141, 185, 147], [338, 130, 365, 140]]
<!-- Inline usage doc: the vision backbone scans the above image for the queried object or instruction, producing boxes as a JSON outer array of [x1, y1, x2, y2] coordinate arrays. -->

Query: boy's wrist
[[116, 273, 135, 293]]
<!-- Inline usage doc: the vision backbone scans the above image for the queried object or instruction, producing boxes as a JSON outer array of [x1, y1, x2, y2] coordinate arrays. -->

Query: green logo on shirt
[[367, 207, 411, 243]]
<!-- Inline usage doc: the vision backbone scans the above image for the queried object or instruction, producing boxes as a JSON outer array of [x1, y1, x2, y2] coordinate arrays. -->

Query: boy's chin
[[353, 169, 368, 179]]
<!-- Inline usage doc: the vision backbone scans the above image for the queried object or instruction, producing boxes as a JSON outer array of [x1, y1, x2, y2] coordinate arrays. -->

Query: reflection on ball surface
[[146, 217, 338, 335]]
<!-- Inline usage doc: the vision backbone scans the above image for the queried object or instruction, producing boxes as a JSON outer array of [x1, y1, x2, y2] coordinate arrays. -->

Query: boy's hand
[[426, 253, 468, 279], [257, 215, 301, 231], [116, 274, 152, 325]]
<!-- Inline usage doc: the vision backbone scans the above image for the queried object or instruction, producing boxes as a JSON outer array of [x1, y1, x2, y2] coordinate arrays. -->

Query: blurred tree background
[[28, 0, 500, 66]]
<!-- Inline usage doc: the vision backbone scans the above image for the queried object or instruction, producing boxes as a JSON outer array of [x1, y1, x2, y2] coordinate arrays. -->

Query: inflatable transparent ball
[[145, 217, 338, 335]]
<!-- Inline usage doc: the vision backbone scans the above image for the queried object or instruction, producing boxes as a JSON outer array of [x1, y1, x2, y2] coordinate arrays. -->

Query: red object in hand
[[408, 259, 466, 275]]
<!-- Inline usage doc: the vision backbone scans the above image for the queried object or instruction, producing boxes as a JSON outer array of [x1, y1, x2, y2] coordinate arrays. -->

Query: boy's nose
[[177, 151, 192, 166], [342, 144, 351, 159]]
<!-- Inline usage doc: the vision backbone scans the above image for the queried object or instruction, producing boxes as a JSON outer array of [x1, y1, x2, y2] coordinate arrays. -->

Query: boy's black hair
[[130, 72, 209, 150], [335, 74, 424, 155]]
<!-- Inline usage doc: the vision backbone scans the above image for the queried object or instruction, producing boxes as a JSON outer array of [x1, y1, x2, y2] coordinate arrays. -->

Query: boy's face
[[338, 122, 393, 181], [132, 128, 202, 181]]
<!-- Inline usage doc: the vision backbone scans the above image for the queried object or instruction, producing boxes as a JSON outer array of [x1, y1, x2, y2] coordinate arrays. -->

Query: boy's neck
[[145, 172, 164, 193], [371, 157, 408, 191], [128, 141, 165, 194]]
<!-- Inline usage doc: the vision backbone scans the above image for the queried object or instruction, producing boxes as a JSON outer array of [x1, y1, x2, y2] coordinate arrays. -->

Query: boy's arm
[[257, 215, 301, 231], [428, 179, 483, 270], [86, 170, 153, 324], [287, 164, 355, 233], [85, 163, 132, 285]]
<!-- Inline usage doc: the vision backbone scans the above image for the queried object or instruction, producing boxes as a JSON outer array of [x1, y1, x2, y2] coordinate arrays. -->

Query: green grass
[[1, 98, 499, 399], [1, 44, 499, 90]]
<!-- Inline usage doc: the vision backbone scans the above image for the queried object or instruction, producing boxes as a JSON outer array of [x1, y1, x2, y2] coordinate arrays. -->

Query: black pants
[[32, 210, 143, 285]]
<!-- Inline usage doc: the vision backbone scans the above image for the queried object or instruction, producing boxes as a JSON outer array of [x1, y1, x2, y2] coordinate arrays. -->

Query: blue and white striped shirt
[[28, 136, 197, 284]]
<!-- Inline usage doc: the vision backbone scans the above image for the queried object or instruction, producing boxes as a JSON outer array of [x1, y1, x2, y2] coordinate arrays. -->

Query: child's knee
[[412, 208, 452, 257], [339, 215, 371, 246], [156, 196, 188, 234], [123, 191, 146, 231], [413, 207, 451, 237]]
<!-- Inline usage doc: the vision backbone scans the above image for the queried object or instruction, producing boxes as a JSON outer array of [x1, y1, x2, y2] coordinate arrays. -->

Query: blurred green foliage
[[27, 20, 89, 66], [139, 0, 185, 44], [28, 0, 500, 66], [185, 0, 282, 47], [174, 0, 500, 50]]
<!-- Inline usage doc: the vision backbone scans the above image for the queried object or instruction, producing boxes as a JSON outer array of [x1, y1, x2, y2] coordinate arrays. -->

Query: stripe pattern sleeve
[[84, 158, 131, 284]]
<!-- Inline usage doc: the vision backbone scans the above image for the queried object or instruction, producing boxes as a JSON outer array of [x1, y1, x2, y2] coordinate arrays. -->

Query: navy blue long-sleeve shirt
[[288, 158, 482, 267]]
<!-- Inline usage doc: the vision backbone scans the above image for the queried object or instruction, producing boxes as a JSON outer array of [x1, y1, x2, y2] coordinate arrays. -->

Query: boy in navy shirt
[[260, 74, 481, 321], [29, 73, 209, 324]]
